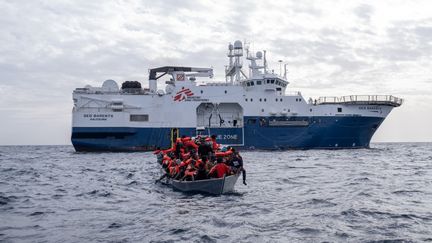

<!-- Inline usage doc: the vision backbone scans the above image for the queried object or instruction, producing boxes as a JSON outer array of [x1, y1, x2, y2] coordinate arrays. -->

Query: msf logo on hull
[[174, 88, 194, 102]]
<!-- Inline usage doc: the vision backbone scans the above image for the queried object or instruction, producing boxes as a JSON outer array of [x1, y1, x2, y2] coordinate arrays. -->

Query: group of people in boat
[[154, 135, 247, 185]]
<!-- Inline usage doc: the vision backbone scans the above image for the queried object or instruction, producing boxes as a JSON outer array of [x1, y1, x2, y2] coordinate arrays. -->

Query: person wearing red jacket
[[211, 135, 220, 151], [208, 158, 231, 178]]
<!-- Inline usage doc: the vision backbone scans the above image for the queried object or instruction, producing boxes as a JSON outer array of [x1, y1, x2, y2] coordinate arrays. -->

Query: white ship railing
[[285, 91, 302, 96], [316, 95, 403, 107]]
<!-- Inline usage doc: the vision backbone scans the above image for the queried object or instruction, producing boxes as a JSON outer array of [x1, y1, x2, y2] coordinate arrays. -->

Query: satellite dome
[[233, 40, 242, 49], [102, 79, 119, 92], [256, 51, 263, 59]]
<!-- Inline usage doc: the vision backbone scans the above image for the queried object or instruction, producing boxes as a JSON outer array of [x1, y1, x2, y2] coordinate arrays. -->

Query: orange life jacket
[[215, 150, 233, 157]]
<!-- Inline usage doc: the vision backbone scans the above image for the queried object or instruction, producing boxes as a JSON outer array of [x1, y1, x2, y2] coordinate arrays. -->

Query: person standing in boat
[[227, 148, 247, 185]]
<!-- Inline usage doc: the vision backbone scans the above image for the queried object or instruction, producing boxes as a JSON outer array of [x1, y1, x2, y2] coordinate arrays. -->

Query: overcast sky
[[0, 0, 431, 145]]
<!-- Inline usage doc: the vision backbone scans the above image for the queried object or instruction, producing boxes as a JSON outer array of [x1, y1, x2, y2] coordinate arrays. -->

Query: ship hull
[[71, 116, 385, 152]]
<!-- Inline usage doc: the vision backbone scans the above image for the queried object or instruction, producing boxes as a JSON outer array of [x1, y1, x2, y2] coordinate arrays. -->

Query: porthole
[[245, 98, 248, 102], [261, 109, 264, 112], [259, 98, 262, 102], [251, 98, 253, 102], [264, 98, 267, 102], [200, 90, 203, 94], [275, 98, 278, 102], [280, 98, 283, 102], [224, 90, 227, 94]]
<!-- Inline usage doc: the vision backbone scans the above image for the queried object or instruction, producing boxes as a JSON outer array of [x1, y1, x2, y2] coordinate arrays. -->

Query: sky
[[0, 0, 431, 145]]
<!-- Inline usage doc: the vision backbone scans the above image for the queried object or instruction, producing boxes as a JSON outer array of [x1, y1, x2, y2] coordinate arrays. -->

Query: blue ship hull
[[71, 116, 385, 152]]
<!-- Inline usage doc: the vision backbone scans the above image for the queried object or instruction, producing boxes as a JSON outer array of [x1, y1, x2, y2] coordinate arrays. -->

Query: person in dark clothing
[[194, 159, 208, 180], [198, 141, 213, 159], [227, 149, 247, 185]]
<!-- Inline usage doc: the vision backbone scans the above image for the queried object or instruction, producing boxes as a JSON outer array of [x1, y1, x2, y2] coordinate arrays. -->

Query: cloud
[[353, 4, 374, 22], [1, 0, 432, 144]]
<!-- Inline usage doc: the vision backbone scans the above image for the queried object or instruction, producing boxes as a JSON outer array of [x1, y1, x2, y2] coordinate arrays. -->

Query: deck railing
[[316, 95, 403, 107]]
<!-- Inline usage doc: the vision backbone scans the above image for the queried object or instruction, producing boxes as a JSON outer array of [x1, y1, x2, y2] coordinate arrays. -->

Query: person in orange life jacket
[[169, 159, 181, 179], [183, 137, 199, 151], [195, 159, 208, 180], [180, 151, 191, 160], [156, 155, 174, 183], [208, 157, 231, 178], [182, 162, 197, 181], [156, 158, 180, 183], [210, 135, 220, 151], [161, 154, 173, 171], [227, 148, 247, 185], [215, 149, 233, 158]]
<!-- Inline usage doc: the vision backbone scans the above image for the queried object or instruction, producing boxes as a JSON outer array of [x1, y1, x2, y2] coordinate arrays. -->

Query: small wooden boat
[[169, 173, 241, 195]]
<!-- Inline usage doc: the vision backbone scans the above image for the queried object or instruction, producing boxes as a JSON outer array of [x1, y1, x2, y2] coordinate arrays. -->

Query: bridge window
[[271, 79, 275, 84], [267, 80, 270, 84], [276, 87, 282, 91], [338, 107, 342, 112], [247, 119, 257, 124], [257, 80, 262, 85], [247, 83, 251, 87], [130, 114, 149, 122], [250, 82, 254, 86]]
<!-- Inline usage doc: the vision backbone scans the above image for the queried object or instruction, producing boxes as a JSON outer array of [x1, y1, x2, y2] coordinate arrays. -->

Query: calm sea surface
[[1, 143, 431, 242]]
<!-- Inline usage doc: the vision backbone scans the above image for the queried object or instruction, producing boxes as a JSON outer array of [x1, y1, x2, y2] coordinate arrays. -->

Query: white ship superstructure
[[72, 41, 402, 151]]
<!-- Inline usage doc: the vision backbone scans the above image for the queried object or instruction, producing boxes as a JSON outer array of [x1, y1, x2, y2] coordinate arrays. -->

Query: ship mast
[[225, 40, 244, 84]]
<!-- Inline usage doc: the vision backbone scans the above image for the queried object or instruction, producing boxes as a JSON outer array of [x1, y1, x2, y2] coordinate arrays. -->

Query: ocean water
[[0, 143, 431, 242]]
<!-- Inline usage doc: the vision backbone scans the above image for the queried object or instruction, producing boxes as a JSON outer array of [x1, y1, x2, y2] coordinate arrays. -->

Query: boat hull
[[71, 116, 385, 151], [170, 174, 240, 194]]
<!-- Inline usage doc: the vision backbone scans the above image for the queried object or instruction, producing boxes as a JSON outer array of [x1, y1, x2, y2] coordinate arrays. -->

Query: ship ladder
[[170, 128, 179, 148]]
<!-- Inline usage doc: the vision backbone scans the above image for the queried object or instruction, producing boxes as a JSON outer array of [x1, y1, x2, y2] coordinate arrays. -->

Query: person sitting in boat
[[208, 157, 231, 178], [161, 154, 173, 171], [194, 159, 208, 180], [181, 161, 197, 181]]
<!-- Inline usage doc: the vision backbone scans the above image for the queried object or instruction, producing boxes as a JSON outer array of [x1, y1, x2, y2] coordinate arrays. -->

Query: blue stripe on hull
[[71, 116, 384, 152]]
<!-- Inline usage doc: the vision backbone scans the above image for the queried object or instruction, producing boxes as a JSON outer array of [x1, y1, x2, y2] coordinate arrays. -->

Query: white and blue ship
[[71, 41, 402, 152]]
